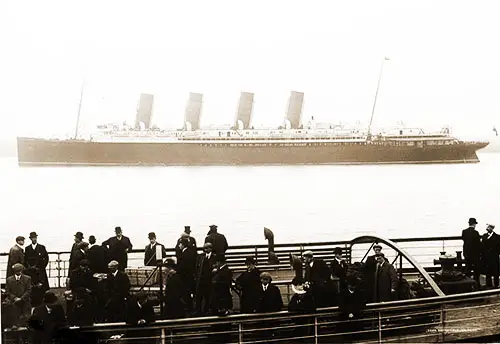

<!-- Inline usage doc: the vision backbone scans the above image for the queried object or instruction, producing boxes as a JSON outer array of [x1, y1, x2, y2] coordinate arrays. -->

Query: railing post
[[314, 315, 318, 344], [238, 322, 243, 344], [378, 311, 382, 343], [160, 328, 166, 344], [57, 252, 61, 288]]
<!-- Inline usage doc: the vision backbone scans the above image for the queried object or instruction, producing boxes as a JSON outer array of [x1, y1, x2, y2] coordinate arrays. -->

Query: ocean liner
[[17, 90, 488, 166]]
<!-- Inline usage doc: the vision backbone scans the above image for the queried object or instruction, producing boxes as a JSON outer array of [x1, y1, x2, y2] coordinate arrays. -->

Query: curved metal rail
[[350, 235, 445, 296]]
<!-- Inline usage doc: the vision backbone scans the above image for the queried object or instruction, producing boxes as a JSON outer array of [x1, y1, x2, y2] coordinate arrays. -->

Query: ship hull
[[17, 137, 488, 166]]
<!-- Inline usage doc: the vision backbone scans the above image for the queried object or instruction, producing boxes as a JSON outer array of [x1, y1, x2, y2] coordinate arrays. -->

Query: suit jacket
[[125, 299, 155, 325], [304, 259, 331, 285], [144, 242, 167, 266], [5, 274, 32, 302], [25, 243, 50, 290], [481, 232, 500, 272], [194, 253, 217, 293], [235, 268, 262, 313], [256, 284, 283, 313], [374, 262, 398, 302], [29, 304, 66, 340], [204, 233, 228, 255], [69, 267, 97, 295], [7, 245, 24, 277], [165, 272, 187, 319], [102, 236, 133, 269], [177, 248, 196, 278], [210, 264, 233, 311], [462, 226, 481, 261], [331, 258, 349, 292], [87, 244, 108, 273], [69, 249, 87, 272], [106, 270, 131, 301]]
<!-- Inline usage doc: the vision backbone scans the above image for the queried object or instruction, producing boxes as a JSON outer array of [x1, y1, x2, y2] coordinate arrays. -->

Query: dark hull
[[17, 137, 488, 166]]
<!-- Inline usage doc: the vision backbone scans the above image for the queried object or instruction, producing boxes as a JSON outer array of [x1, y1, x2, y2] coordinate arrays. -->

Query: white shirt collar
[[112, 270, 118, 277], [262, 284, 269, 291], [15, 275, 21, 280], [80, 249, 85, 254], [16, 243, 24, 250], [206, 252, 211, 258], [487, 232, 494, 239], [31, 243, 38, 249]]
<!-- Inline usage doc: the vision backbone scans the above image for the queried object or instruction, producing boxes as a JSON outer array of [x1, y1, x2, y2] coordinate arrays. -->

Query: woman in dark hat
[[235, 256, 262, 313]]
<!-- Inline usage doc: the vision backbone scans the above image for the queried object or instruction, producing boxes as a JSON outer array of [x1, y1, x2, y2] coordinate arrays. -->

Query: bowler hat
[[209, 224, 217, 229], [469, 218, 478, 225], [74, 232, 84, 240], [184, 226, 191, 232], [29, 232, 38, 238], [148, 232, 156, 239], [245, 256, 256, 265], [333, 247, 343, 255]]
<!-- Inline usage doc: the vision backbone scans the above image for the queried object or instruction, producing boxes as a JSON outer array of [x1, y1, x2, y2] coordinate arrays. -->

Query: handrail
[[0, 235, 463, 256]]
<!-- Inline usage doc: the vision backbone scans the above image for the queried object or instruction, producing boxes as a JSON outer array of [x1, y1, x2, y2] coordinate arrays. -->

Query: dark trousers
[[195, 282, 211, 315], [465, 258, 480, 284]]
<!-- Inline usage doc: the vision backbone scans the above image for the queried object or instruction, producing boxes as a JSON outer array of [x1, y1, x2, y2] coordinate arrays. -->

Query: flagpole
[[367, 57, 390, 140], [74, 79, 85, 139]]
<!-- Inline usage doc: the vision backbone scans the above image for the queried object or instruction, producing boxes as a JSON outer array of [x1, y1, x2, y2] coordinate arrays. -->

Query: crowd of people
[[1, 217, 498, 342]]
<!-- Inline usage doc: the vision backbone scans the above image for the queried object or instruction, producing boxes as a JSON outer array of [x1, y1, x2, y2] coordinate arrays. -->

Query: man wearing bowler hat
[[102, 227, 133, 271], [462, 217, 481, 284], [176, 226, 197, 256], [481, 224, 500, 288], [69, 232, 84, 274], [24, 232, 50, 306], [144, 232, 167, 266]]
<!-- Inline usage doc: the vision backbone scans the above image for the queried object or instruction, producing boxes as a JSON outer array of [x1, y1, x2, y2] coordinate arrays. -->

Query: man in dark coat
[[481, 224, 500, 288], [7, 236, 25, 277], [256, 272, 283, 312], [29, 291, 66, 344], [364, 244, 388, 302], [124, 291, 156, 344], [204, 224, 228, 256], [104, 260, 131, 322], [176, 237, 196, 313], [24, 232, 50, 306], [373, 253, 398, 302], [68, 259, 96, 326], [163, 259, 187, 319], [462, 217, 481, 284], [331, 247, 349, 295], [303, 250, 333, 307], [210, 255, 233, 316], [4, 263, 32, 328], [235, 256, 262, 313], [87, 235, 108, 273], [194, 243, 217, 315], [337, 275, 367, 341], [69, 241, 89, 272], [175, 226, 197, 256], [102, 226, 133, 271], [69, 232, 84, 274], [144, 232, 167, 266]]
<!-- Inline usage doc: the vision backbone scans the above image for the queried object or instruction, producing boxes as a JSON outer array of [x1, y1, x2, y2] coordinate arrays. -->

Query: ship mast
[[367, 57, 390, 140], [74, 79, 85, 139]]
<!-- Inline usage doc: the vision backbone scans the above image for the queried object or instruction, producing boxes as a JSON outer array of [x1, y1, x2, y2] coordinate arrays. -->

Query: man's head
[[115, 227, 123, 237], [74, 232, 84, 243], [108, 260, 119, 273], [89, 235, 96, 245], [43, 291, 58, 309], [184, 226, 191, 234], [260, 272, 272, 286], [12, 263, 24, 276], [203, 243, 213, 254], [333, 247, 342, 259], [245, 256, 256, 270], [375, 253, 385, 264], [209, 224, 218, 233], [148, 232, 156, 245], [302, 250, 313, 264], [16, 236, 25, 246], [487, 224, 495, 233], [29, 232, 38, 244], [373, 244, 382, 254], [179, 237, 189, 250], [469, 218, 478, 228]]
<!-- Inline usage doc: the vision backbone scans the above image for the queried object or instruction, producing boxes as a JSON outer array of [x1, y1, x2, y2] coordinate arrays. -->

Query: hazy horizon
[[1, 1, 499, 140]]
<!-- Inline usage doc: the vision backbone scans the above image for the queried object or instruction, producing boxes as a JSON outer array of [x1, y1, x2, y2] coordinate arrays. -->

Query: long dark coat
[[87, 245, 108, 273], [165, 272, 187, 319], [102, 236, 133, 270], [235, 268, 262, 313], [6, 245, 24, 277], [25, 244, 50, 292], [175, 236, 197, 256], [105, 270, 131, 322], [305, 259, 333, 307], [481, 232, 500, 275], [462, 227, 481, 262], [194, 253, 217, 295], [373, 262, 398, 302], [204, 233, 228, 256], [256, 284, 283, 313], [210, 264, 233, 313]]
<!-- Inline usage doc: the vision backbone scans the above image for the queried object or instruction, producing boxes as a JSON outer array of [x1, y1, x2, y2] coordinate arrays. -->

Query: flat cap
[[302, 250, 314, 258], [16, 236, 25, 242], [12, 263, 24, 272], [108, 260, 119, 267], [260, 272, 272, 280]]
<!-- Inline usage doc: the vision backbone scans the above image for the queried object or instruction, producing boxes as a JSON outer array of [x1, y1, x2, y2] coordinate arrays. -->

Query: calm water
[[1, 152, 499, 253]]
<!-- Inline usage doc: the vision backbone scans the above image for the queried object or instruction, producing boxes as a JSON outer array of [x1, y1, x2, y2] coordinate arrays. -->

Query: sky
[[1, 0, 499, 140]]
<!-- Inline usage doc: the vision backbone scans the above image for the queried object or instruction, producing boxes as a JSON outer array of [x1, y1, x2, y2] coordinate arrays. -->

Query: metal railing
[[4, 288, 500, 343], [0, 236, 463, 288]]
